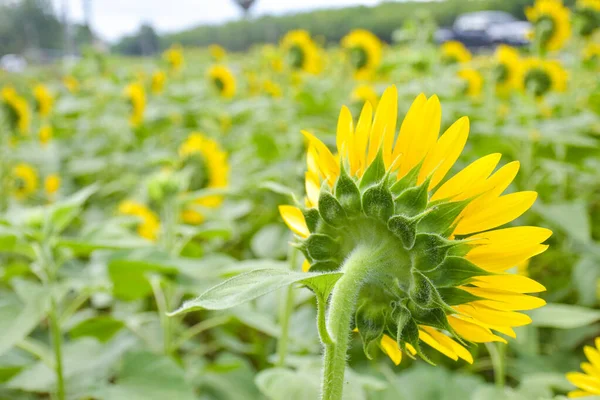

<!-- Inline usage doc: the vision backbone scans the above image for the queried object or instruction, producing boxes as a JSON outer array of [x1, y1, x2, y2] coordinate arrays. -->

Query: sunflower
[[351, 84, 379, 108], [44, 174, 61, 200], [493, 45, 522, 93], [520, 57, 567, 97], [566, 337, 600, 398], [178, 132, 229, 224], [124, 82, 146, 127], [207, 65, 236, 98], [574, 0, 600, 37], [525, 0, 571, 52], [458, 68, 483, 97], [151, 70, 166, 94], [33, 84, 53, 117], [12, 163, 38, 199], [280, 30, 323, 75], [163, 44, 184, 72], [279, 86, 549, 366], [441, 41, 472, 64], [63, 76, 79, 93], [341, 29, 383, 79], [118, 200, 160, 241], [263, 79, 282, 98], [39, 125, 52, 147], [1, 87, 31, 134], [583, 42, 600, 64], [209, 44, 227, 61]]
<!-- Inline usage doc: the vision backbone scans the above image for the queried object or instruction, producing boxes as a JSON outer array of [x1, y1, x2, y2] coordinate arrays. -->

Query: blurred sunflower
[[574, 0, 600, 37], [179, 132, 229, 224], [209, 44, 227, 61], [341, 29, 383, 80], [583, 42, 600, 64], [163, 44, 184, 72], [458, 68, 483, 97], [12, 163, 38, 200], [566, 337, 600, 398], [63, 76, 79, 93], [351, 84, 379, 108], [1, 87, 30, 134], [520, 58, 567, 97], [441, 41, 472, 64], [44, 174, 61, 200], [493, 45, 521, 94], [280, 30, 322, 75], [33, 84, 53, 117], [207, 65, 236, 98], [280, 86, 549, 365], [124, 82, 146, 127], [39, 124, 52, 147], [263, 79, 282, 98], [526, 0, 571, 52], [151, 70, 166, 94], [118, 200, 160, 241]]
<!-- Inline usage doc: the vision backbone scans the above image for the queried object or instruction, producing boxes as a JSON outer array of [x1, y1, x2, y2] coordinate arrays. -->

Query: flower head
[[151, 70, 166, 94], [279, 86, 549, 365], [566, 337, 600, 398], [124, 82, 146, 127], [12, 163, 38, 200], [209, 44, 227, 61], [341, 29, 383, 79], [39, 125, 53, 147], [526, 0, 571, 51], [458, 68, 483, 98], [520, 57, 567, 97], [574, 0, 600, 37], [63, 76, 79, 93], [263, 79, 282, 98], [44, 174, 61, 200], [163, 44, 184, 72], [207, 65, 236, 98], [281, 30, 323, 75], [33, 84, 53, 117], [118, 200, 160, 241], [493, 45, 522, 94], [351, 84, 379, 108], [441, 41, 471, 64], [1, 86, 31, 134]]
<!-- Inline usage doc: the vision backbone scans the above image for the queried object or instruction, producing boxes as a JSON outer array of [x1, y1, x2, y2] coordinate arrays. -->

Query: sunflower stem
[[486, 342, 506, 388], [277, 247, 298, 367], [321, 246, 373, 400]]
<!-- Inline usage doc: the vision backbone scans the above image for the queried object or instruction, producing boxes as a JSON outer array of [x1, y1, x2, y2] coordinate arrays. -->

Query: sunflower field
[[1, 0, 600, 399]]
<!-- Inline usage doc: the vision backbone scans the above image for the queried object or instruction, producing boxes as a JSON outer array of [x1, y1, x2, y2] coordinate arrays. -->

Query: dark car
[[435, 11, 531, 49]]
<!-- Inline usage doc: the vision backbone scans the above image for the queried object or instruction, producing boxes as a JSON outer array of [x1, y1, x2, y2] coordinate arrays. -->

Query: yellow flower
[[124, 82, 146, 127], [280, 30, 323, 75], [118, 200, 160, 241], [566, 337, 600, 397], [526, 0, 571, 51], [209, 44, 227, 61], [151, 70, 166, 94], [207, 65, 236, 98], [63, 76, 79, 93], [179, 132, 229, 224], [575, 0, 600, 37], [279, 86, 549, 365], [441, 41, 472, 64], [458, 68, 483, 97], [583, 42, 600, 63], [163, 44, 184, 72], [341, 29, 383, 79], [263, 79, 282, 98], [351, 84, 379, 108], [493, 45, 522, 93], [33, 84, 53, 117], [39, 125, 53, 146], [1, 86, 31, 134], [12, 163, 38, 199], [520, 57, 567, 97], [44, 174, 61, 199]]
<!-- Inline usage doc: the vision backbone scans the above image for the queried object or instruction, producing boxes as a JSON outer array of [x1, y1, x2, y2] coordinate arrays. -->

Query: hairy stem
[[277, 247, 298, 366]]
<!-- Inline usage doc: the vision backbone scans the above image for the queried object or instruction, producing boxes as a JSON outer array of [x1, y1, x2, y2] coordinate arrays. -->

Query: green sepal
[[437, 287, 482, 306], [390, 161, 424, 196], [318, 191, 346, 227], [393, 174, 431, 217], [303, 208, 321, 232], [410, 306, 466, 346], [355, 302, 386, 360], [359, 149, 386, 189], [398, 311, 434, 365], [409, 270, 435, 309], [304, 233, 340, 262], [417, 199, 470, 236], [425, 256, 492, 288], [362, 182, 394, 222], [334, 167, 362, 214], [411, 234, 456, 272], [309, 260, 340, 272], [387, 214, 418, 249]]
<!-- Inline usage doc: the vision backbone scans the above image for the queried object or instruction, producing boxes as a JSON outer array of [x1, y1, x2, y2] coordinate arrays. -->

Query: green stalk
[[486, 342, 506, 388], [321, 246, 373, 400], [151, 277, 172, 357], [277, 247, 298, 367]]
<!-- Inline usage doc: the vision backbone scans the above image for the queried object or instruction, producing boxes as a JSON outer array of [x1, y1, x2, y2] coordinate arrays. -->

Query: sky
[[51, 0, 382, 42]]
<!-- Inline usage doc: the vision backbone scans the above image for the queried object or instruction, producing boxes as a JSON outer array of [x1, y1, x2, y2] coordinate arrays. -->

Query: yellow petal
[[392, 93, 427, 172], [421, 326, 473, 364], [380, 334, 402, 365], [585, 346, 600, 371], [581, 362, 600, 380], [472, 275, 546, 294], [353, 101, 373, 176], [460, 161, 520, 202], [367, 86, 397, 167], [302, 130, 339, 185], [461, 287, 546, 311], [454, 303, 532, 327], [568, 390, 596, 398], [418, 116, 469, 189], [336, 106, 354, 161], [453, 191, 538, 235], [418, 329, 458, 361], [305, 171, 320, 208], [279, 205, 310, 238], [566, 372, 600, 394], [448, 315, 507, 343], [431, 153, 502, 202], [302, 260, 311, 272]]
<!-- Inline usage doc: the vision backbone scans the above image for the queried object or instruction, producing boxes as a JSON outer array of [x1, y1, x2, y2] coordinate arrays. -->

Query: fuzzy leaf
[[304, 233, 340, 261], [318, 191, 346, 226], [360, 150, 386, 189], [362, 183, 395, 222], [426, 256, 491, 288], [335, 168, 362, 214]]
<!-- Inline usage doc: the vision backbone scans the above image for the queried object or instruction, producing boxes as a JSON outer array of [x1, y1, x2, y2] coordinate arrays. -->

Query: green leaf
[[529, 304, 600, 329], [168, 269, 343, 315], [250, 223, 289, 259], [535, 201, 591, 244], [70, 316, 125, 343], [255, 368, 320, 400], [425, 256, 491, 288], [572, 256, 600, 306]]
